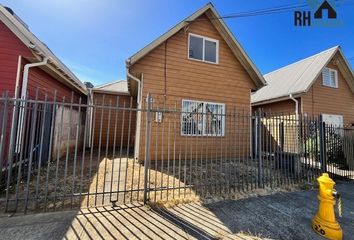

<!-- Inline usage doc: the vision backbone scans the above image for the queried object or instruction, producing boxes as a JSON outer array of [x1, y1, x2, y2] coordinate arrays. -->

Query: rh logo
[[294, 0, 341, 27]]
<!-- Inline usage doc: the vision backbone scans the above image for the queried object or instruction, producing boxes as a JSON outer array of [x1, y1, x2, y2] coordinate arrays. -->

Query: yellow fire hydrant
[[312, 173, 343, 240]]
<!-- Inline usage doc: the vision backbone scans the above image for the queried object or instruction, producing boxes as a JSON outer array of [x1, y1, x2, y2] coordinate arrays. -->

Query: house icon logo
[[314, 0, 337, 19], [294, 0, 341, 27]]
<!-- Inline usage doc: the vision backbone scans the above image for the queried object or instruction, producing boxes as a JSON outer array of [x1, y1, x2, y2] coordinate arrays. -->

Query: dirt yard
[[0, 149, 310, 213]]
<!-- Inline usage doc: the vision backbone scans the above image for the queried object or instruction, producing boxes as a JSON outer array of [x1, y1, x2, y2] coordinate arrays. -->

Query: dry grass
[[1, 149, 309, 213]]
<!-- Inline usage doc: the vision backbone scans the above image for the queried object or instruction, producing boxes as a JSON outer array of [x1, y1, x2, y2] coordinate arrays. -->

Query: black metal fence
[[0, 92, 353, 214]]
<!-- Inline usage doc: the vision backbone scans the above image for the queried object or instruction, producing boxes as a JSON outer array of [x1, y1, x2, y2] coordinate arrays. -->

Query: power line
[[187, 1, 354, 22]]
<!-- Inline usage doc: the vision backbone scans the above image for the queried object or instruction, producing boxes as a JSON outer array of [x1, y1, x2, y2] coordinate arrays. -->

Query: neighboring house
[[0, 5, 87, 168], [252, 46, 354, 127], [126, 3, 266, 161], [89, 81, 136, 149]]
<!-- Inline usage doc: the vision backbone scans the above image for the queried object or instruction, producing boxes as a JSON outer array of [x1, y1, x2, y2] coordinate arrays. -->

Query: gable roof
[[126, 3, 266, 89], [251, 46, 354, 105], [0, 5, 87, 94], [92, 80, 129, 95]]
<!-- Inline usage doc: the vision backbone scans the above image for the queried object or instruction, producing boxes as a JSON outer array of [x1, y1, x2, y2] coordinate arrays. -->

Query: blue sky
[[2, 0, 354, 86]]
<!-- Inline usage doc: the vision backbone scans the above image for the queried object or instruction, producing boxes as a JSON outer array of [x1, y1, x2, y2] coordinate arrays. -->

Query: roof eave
[[252, 92, 304, 106], [0, 6, 87, 95], [126, 3, 266, 89], [92, 89, 130, 96], [127, 3, 212, 66], [206, 7, 266, 88]]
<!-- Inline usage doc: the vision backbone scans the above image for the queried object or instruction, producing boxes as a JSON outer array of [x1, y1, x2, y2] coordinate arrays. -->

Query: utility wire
[[187, 1, 354, 22]]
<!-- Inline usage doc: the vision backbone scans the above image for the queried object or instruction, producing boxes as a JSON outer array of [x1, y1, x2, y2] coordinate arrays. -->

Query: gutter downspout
[[126, 62, 142, 161], [16, 57, 48, 152], [289, 94, 299, 120], [289, 94, 300, 158], [21, 57, 48, 98], [87, 88, 94, 148], [126, 63, 141, 103]]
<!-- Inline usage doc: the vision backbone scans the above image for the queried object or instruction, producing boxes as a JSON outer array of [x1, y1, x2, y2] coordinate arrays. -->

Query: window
[[181, 100, 225, 136], [188, 33, 219, 64], [322, 114, 343, 127], [322, 67, 338, 88]]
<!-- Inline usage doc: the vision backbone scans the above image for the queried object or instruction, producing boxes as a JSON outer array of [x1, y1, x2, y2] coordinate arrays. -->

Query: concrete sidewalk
[[0, 181, 353, 240]]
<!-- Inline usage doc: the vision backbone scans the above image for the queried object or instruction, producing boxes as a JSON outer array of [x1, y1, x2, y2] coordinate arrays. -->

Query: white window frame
[[322, 114, 343, 127], [181, 99, 225, 137], [188, 33, 219, 64], [322, 67, 338, 88]]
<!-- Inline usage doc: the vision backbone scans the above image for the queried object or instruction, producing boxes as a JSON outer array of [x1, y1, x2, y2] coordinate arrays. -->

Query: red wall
[[0, 21, 85, 101], [0, 21, 31, 97], [0, 20, 86, 168]]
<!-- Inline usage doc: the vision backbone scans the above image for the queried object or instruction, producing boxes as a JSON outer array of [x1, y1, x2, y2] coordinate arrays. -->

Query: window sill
[[187, 56, 218, 65], [322, 84, 338, 89]]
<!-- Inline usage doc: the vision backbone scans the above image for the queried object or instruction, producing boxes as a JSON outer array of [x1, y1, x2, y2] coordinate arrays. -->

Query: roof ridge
[[264, 46, 339, 78]]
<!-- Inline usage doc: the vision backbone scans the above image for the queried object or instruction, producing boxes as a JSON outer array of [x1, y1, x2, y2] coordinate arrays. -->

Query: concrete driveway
[[0, 181, 353, 240]]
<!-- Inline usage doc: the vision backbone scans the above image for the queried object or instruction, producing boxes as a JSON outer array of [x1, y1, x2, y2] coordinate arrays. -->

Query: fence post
[[319, 115, 326, 173], [0, 92, 9, 187], [143, 94, 152, 204], [257, 110, 263, 188]]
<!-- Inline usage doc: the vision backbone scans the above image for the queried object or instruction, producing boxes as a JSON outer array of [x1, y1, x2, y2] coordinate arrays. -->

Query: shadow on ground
[[0, 181, 353, 240]]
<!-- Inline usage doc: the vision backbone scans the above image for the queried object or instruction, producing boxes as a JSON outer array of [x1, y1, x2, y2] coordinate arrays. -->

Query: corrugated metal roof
[[93, 80, 129, 94], [252, 46, 339, 105]]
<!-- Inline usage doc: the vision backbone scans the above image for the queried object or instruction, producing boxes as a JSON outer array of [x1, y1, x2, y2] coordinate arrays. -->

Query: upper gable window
[[188, 33, 219, 64], [322, 67, 338, 88]]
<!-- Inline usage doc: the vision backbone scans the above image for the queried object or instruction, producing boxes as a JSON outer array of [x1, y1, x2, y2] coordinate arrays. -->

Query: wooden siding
[[0, 21, 31, 96], [92, 92, 136, 149], [302, 57, 354, 125], [24, 59, 83, 102], [0, 20, 85, 165], [130, 13, 256, 161], [0, 21, 84, 101], [253, 99, 300, 115]]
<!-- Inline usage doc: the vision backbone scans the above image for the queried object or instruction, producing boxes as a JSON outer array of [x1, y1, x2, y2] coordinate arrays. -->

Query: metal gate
[[0, 92, 353, 214]]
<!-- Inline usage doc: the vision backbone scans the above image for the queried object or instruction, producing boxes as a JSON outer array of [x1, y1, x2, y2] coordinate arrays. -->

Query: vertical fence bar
[[79, 98, 88, 206], [0, 92, 8, 185], [2, 92, 10, 212], [94, 95, 105, 206], [13, 93, 30, 212], [166, 106, 171, 200], [125, 97, 133, 203], [24, 90, 39, 213], [117, 101, 125, 204], [102, 99, 112, 205], [143, 94, 152, 204], [53, 97, 66, 211], [109, 96, 120, 202], [172, 102, 177, 199], [62, 93, 74, 209], [43, 90, 57, 211], [71, 97, 82, 208], [87, 100, 97, 208], [35, 93, 48, 210], [153, 103, 159, 202], [5, 91, 18, 208], [319, 115, 326, 174], [257, 112, 262, 188]]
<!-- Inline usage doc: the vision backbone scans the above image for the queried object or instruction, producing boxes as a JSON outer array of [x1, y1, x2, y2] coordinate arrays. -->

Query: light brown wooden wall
[[92, 92, 136, 149], [130, 13, 257, 161], [253, 99, 300, 115], [302, 56, 354, 125]]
